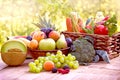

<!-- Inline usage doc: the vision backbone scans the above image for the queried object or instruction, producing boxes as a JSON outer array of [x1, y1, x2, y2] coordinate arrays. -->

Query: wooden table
[[0, 55, 120, 80]]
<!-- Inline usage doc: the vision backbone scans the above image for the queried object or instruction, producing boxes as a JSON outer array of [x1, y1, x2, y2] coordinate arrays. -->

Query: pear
[[56, 34, 68, 49]]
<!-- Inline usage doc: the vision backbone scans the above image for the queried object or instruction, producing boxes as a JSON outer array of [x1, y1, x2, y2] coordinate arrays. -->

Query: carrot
[[66, 17, 73, 32], [75, 24, 85, 33], [78, 19, 85, 33]]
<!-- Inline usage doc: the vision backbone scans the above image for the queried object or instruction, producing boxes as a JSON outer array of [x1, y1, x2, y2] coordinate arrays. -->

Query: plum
[[63, 65, 70, 70], [41, 28, 53, 37], [26, 36, 32, 41], [52, 68, 58, 73], [65, 37, 73, 47]]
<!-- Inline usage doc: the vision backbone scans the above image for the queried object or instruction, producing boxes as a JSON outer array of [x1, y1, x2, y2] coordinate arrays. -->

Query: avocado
[[1, 39, 27, 66]]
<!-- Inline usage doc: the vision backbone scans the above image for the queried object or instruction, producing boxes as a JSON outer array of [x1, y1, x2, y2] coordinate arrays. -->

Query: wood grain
[[0, 55, 120, 80]]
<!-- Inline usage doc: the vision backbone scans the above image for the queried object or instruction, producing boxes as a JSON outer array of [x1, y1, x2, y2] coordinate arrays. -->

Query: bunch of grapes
[[28, 50, 79, 73]]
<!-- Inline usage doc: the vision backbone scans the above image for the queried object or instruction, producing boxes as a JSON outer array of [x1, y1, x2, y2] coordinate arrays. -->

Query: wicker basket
[[28, 47, 70, 59], [62, 32, 120, 59]]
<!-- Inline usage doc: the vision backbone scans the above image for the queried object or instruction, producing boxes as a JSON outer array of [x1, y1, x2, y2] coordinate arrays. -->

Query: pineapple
[[34, 17, 56, 37]]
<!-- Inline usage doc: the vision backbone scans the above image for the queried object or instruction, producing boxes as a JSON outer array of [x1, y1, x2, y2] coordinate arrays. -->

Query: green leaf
[[105, 14, 117, 36]]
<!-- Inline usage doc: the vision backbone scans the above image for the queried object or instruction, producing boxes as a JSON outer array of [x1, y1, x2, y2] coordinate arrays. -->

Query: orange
[[32, 31, 46, 42], [48, 31, 60, 41], [28, 39, 38, 50], [43, 61, 55, 71]]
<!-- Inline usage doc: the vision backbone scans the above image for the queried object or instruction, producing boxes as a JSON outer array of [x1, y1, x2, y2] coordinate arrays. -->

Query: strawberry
[[58, 68, 64, 73], [58, 68, 70, 74]]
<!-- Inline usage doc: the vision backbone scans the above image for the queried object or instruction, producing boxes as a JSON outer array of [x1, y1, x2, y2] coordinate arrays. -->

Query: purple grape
[[65, 37, 73, 47], [63, 65, 70, 70], [52, 68, 57, 73], [41, 28, 53, 37], [26, 36, 32, 41]]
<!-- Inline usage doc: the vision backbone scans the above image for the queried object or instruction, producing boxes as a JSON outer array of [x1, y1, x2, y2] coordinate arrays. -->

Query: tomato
[[94, 25, 108, 35]]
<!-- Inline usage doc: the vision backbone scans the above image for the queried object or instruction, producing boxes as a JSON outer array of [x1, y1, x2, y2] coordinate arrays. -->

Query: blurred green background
[[0, 0, 120, 49]]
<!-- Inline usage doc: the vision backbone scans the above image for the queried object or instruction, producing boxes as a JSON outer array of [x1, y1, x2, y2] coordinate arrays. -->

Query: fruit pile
[[66, 11, 117, 36], [25, 17, 73, 51], [28, 50, 79, 73], [27, 31, 72, 51]]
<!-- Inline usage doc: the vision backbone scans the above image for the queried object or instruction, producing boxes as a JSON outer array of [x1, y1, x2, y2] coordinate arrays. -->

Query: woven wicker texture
[[62, 32, 120, 59]]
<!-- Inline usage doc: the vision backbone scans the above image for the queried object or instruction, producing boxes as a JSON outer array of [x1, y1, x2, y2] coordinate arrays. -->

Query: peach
[[32, 31, 46, 42], [48, 31, 60, 41], [28, 39, 38, 50], [43, 61, 55, 71]]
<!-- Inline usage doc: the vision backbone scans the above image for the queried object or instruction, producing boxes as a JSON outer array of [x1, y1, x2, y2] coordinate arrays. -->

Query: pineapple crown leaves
[[33, 16, 56, 30]]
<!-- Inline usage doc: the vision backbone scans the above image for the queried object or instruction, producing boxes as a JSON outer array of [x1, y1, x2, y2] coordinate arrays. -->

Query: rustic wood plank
[[0, 54, 7, 70], [0, 55, 120, 80]]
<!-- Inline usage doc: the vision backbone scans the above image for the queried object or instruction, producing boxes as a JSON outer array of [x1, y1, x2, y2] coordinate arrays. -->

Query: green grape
[[74, 60, 79, 64], [30, 65, 37, 73], [37, 63, 43, 67], [53, 58, 58, 63], [28, 62, 36, 67], [67, 54, 72, 57], [67, 55, 76, 61], [65, 56, 69, 61], [50, 54, 56, 59], [56, 50, 63, 58], [62, 54, 66, 57], [34, 60, 39, 65], [35, 67, 41, 73], [29, 67, 33, 72], [38, 65, 43, 70], [56, 54, 60, 59], [68, 61, 74, 68], [44, 57, 50, 61], [61, 63, 68, 68], [56, 50, 63, 55], [72, 56, 76, 60], [56, 54, 63, 59], [38, 57, 45, 62], [47, 56, 53, 61], [46, 52, 51, 56], [65, 60, 69, 65], [73, 63, 79, 69], [59, 57, 64, 63], [68, 56, 73, 61], [56, 62, 61, 68], [39, 67, 43, 72], [40, 60, 44, 64]]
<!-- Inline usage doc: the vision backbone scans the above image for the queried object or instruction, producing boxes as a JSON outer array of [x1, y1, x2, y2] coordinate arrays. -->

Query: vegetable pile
[[70, 36, 110, 65], [66, 11, 117, 36]]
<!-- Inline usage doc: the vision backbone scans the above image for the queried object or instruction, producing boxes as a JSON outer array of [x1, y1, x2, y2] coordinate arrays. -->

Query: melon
[[1, 39, 27, 66], [18, 38, 30, 47]]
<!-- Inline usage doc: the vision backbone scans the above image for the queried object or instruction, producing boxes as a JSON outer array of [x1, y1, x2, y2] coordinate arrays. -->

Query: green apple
[[39, 38, 56, 50]]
